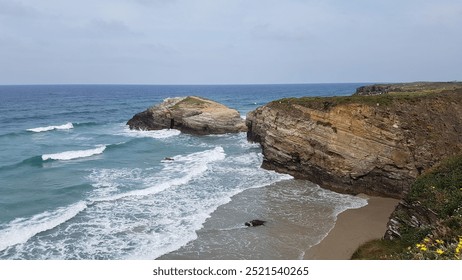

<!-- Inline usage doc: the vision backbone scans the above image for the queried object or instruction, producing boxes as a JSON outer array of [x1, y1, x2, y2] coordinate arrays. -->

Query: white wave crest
[[42, 145, 106, 161], [90, 146, 226, 202], [0, 202, 87, 252], [121, 126, 181, 139], [27, 122, 74, 133]]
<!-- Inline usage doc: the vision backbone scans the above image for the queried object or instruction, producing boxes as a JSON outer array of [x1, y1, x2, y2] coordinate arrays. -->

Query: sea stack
[[127, 96, 247, 135]]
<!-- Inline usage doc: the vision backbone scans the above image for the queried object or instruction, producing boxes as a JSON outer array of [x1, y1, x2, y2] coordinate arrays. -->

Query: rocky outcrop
[[354, 82, 462, 96], [384, 200, 439, 240], [127, 96, 247, 135], [384, 153, 462, 242], [355, 85, 393, 96], [246, 84, 462, 198]]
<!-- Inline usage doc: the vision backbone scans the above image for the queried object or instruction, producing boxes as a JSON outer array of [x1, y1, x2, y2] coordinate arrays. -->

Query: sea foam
[[0, 146, 292, 259], [121, 126, 181, 139], [42, 145, 106, 161], [27, 122, 74, 133], [0, 201, 87, 252], [90, 146, 226, 202]]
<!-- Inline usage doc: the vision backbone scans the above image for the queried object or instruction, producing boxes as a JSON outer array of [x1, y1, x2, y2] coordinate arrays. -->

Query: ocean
[[0, 84, 368, 260]]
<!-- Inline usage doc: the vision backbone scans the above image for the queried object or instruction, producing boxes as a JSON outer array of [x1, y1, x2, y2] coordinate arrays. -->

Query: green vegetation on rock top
[[269, 82, 462, 111], [409, 156, 462, 219], [366, 82, 462, 94], [173, 96, 209, 109]]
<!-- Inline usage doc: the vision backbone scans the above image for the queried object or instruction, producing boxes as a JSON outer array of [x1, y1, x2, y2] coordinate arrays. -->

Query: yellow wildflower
[[436, 249, 444, 255], [436, 239, 444, 245], [416, 243, 428, 251], [423, 237, 431, 243]]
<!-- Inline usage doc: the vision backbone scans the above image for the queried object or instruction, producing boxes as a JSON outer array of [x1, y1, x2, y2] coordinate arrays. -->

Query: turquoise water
[[0, 84, 367, 259]]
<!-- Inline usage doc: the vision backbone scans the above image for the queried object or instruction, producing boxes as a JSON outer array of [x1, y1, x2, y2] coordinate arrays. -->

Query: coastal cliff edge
[[246, 82, 462, 198]]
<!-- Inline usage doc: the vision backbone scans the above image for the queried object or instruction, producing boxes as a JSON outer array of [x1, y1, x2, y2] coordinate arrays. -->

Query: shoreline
[[159, 179, 394, 260], [304, 194, 400, 260]]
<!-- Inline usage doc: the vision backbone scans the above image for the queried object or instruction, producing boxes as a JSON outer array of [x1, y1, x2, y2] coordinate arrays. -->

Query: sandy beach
[[159, 180, 400, 260], [304, 194, 400, 259]]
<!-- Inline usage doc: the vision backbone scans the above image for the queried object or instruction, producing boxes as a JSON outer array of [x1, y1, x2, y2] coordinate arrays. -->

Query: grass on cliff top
[[172, 96, 210, 108], [376, 81, 462, 93], [409, 156, 462, 220], [272, 92, 434, 111], [270, 82, 462, 111], [270, 95, 395, 110], [352, 155, 462, 260]]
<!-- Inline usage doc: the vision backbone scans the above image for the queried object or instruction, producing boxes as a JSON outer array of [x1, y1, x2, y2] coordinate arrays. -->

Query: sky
[[0, 0, 461, 85]]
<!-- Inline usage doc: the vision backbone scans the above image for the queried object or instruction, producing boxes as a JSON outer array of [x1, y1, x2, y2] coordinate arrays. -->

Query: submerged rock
[[127, 96, 247, 135]]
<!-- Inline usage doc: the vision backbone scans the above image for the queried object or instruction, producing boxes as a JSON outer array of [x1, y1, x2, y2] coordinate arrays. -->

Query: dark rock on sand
[[245, 220, 266, 227]]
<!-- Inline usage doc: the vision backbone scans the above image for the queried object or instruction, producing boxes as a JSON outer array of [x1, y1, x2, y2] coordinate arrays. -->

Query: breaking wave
[[42, 146, 106, 161], [27, 122, 74, 133], [0, 202, 88, 252]]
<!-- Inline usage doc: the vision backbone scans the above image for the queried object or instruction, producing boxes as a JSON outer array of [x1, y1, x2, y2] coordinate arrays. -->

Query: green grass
[[269, 82, 462, 112], [270, 91, 440, 111], [352, 155, 462, 259], [409, 156, 462, 220], [351, 239, 411, 260], [173, 96, 209, 108]]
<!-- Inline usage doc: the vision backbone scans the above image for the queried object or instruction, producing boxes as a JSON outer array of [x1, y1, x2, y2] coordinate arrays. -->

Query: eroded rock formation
[[246, 84, 462, 198], [127, 96, 247, 135]]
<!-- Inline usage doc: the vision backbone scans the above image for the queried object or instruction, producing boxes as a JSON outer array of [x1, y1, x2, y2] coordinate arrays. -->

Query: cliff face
[[247, 86, 462, 198], [127, 96, 247, 135]]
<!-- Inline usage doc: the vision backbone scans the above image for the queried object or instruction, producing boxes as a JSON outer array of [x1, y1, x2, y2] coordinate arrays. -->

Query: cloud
[[0, 0, 461, 84], [131, 0, 177, 6], [250, 23, 314, 42], [0, 0, 39, 17], [411, 1, 462, 27], [82, 19, 141, 38]]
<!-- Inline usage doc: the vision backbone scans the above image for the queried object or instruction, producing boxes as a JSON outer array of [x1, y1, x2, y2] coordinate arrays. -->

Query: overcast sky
[[0, 0, 461, 85]]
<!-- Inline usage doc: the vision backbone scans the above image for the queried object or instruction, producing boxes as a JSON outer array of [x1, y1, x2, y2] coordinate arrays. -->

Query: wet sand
[[304, 195, 400, 260], [159, 180, 375, 260]]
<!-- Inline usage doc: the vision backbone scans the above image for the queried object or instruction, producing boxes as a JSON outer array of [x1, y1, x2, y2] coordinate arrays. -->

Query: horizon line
[[0, 81, 437, 87]]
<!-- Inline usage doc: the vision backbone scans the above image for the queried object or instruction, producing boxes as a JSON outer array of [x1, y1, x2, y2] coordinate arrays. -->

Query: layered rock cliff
[[246, 83, 462, 198], [127, 96, 247, 135]]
